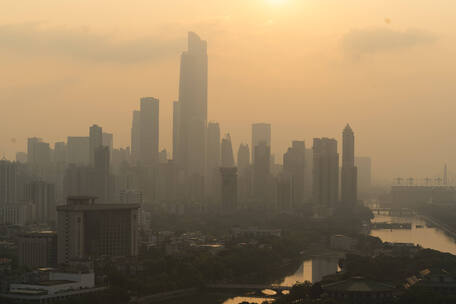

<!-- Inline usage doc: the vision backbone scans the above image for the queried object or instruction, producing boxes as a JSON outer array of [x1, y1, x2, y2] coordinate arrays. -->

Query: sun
[[267, 0, 287, 5]]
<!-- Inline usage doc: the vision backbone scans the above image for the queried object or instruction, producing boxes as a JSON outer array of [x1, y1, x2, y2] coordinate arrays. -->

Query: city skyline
[[2, 1, 456, 180]]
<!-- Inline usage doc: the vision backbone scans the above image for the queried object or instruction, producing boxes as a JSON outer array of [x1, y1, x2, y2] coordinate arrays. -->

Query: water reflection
[[370, 215, 456, 255], [279, 258, 339, 285], [221, 297, 273, 304]]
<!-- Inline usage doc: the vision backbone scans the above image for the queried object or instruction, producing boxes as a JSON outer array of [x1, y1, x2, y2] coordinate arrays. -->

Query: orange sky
[[1, 0, 456, 182]]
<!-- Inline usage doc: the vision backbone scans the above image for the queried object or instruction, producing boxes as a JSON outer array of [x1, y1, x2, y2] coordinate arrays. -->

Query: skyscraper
[[172, 101, 181, 161], [89, 125, 102, 166], [102, 132, 113, 159], [27, 137, 51, 166], [130, 110, 141, 164], [206, 122, 220, 200], [176, 32, 208, 179], [252, 123, 271, 162], [341, 124, 357, 206], [25, 181, 56, 223], [0, 160, 17, 205], [237, 144, 251, 203], [253, 141, 272, 204], [221, 133, 235, 168], [283, 141, 306, 208], [312, 138, 339, 207], [139, 97, 159, 166], [220, 167, 238, 212]]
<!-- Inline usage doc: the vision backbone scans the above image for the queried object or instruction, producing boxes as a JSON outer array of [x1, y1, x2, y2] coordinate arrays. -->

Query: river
[[163, 213, 456, 303]]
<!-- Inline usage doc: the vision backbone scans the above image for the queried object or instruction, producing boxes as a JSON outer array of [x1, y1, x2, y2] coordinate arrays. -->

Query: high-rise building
[[25, 181, 56, 223], [312, 138, 339, 207], [0, 160, 17, 205], [27, 137, 51, 167], [237, 144, 251, 203], [252, 123, 271, 162], [18, 231, 57, 269], [89, 125, 103, 166], [221, 134, 235, 168], [102, 132, 113, 160], [67, 137, 90, 165], [139, 97, 159, 166], [57, 196, 139, 264], [206, 122, 221, 200], [94, 146, 111, 202], [356, 156, 372, 192], [172, 101, 181, 161], [253, 141, 272, 204], [176, 32, 208, 181], [304, 148, 313, 200], [283, 141, 306, 208], [54, 142, 67, 163], [220, 167, 238, 212], [130, 110, 141, 164], [341, 124, 357, 206]]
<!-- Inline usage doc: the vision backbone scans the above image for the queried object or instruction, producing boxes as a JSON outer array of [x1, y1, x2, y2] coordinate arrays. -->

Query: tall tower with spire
[[341, 124, 358, 206]]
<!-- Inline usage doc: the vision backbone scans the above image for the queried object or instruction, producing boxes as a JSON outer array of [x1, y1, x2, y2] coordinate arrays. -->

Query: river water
[[166, 213, 456, 303]]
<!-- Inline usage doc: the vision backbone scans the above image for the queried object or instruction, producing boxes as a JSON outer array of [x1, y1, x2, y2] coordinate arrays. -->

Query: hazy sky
[[1, 0, 456, 182]]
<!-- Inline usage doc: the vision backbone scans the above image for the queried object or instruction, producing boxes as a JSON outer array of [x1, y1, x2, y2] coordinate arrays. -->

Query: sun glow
[[267, 0, 287, 5]]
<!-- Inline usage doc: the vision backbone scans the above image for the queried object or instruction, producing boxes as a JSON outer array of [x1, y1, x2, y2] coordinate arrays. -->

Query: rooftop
[[323, 277, 395, 293]]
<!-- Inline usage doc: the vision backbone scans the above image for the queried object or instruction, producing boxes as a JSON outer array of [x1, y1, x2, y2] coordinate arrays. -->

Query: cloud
[[342, 27, 437, 57], [0, 23, 185, 63]]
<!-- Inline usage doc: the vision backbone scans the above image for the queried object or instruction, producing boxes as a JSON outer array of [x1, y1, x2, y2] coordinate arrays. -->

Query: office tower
[[139, 97, 159, 166], [356, 156, 372, 193], [252, 123, 271, 162], [63, 165, 92, 198], [221, 134, 235, 167], [25, 181, 56, 223], [312, 138, 339, 207], [0, 202, 34, 226], [176, 32, 208, 182], [304, 148, 313, 200], [283, 141, 306, 208], [237, 144, 251, 203], [157, 160, 179, 202], [18, 231, 57, 269], [276, 172, 292, 210], [130, 110, 141, 164], [0, 160, 17, 204], [27, 137, 51, 166], [16, 152, 27, 163], [220, 167, 238, 212], [54, 142, 67, 163], [172, 101, 181, 161], [67, 136, 90, 165], [253, 141, 272, 203], [94, 146, 110, 202], [89, 125, 103, 166], [341, 124, 357, 206], [102, 132, 113, 158], [57, 196, 139, 264], [120, 190, 143, 205]]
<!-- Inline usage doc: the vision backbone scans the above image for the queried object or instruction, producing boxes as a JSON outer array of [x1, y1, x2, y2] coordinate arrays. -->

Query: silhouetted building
[[94, 146, 111, 202], [237, 144, 251, 203], [0, 160, 17, 205], [67, 136, 89, 165], [356, 156, 372, 192], [139, 97, 159, 166], [18, 231, 57, 269], [172, 101, 181, 161], [252, 123, 271, 162], [89, 125, 102, 166], [220, 167, 237, 212], [27, 137, 51, 166], [53, 142, 67, 164], [57, 196, 139, 264], [102, 132, 113, 161], [253, 141, 272, 204], [25, 181, 56, 223], [16, 152, 27, 163], [206, 122, 221, 200], [341, 124, 357, 206], [313, 138, 339, 207], [130, 110, 141, 164], [283, 141, 306, 208], [175, 32, 208, 200], [221, 134, 235, 167]]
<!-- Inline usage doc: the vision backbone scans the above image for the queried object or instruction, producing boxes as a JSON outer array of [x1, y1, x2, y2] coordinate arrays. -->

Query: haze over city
[[2, 0, 456, 181]]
